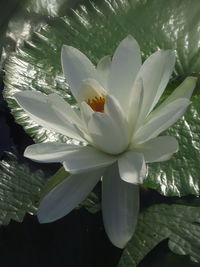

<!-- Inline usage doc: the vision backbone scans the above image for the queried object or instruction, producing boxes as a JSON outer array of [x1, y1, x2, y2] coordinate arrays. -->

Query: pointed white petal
[[128, 78, 144, 133], [104, 95, 128, 137], [133, 98, 190, 144], [108, 35, 141, 114], [137, 136, 179, 162], [37, 169, 102, 223], [80, 101, 94, 126], [102, 163, 139, 248], [24, 142, 81, 162], [152, 76, 197, 114], [48, 93, 84, 129], [88, 112, 128, 155], [118, 151, 145, 184], [61, 45, 97, 100], [97, 55, 111, 89], [137, 50, 175, 122], [63, 146, 116, 173], [14, 91, 84, 141]]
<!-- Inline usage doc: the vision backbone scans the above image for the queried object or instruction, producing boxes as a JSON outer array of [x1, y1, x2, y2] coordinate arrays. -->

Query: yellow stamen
[[87, 96, 105, 112]]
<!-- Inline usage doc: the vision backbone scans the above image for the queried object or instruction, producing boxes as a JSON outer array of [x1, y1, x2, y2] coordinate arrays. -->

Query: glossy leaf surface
[[119, 203, 200, 266], [0, 152, 45, 225]]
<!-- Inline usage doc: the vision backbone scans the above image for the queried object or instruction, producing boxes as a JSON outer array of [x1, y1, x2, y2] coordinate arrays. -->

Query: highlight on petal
[[96, 55, 111, 89], [128, 78, 144, 133], [63, 146, 116, 173], [24, 142, 81, 163], [137, 50, 175, 123], [88, 112, 129, 155], [37, 169, 102, 223], [108, 35, 141, 114], [136, 136, 179, 163], [118, 151, 146, 184], [133, 98, 190, 144], [102, 163, 139, 248], [104, 95, 128, 137], [14, 91, 85, 141], [61, 45, 97, 100]]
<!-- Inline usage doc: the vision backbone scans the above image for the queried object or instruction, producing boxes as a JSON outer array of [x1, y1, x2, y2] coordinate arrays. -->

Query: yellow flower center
[[87, 96, 105, 112]]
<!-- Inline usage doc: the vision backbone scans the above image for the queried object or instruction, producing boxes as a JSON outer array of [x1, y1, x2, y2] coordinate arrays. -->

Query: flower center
[[87, 96, 105, 112]]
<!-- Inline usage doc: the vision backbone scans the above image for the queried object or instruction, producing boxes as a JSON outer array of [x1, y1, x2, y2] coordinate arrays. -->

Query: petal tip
[[121, 34, 139, 47]]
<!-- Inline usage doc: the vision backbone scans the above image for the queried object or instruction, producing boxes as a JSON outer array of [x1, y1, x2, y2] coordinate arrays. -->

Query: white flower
[[14, 36, 197, 248]]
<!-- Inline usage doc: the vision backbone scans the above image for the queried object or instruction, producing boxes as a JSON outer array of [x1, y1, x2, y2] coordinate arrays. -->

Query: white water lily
[[14, 35, 197, 248]]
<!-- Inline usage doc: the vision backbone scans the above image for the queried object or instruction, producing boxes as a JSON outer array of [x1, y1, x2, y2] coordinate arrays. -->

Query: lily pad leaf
[[24, 0, 80, 17], [118, 203, 200, 267], [0, 151, 45, 225], [3, 0, 200, 197], [144, 95, 200, 196]]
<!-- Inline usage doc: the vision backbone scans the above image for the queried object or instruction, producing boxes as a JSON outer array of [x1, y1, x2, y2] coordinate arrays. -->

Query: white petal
[[24, 142, 81, 162], [48, 93, 84, 130], [108, 35, 141, 114], [152, 76, 197, 113], [80, 101, 94, 126], [128, 78, 144, 134], [14, 91, 84, 141], [88, 112, 128, 155], [137, 50, 175, 123], [136, 136, 179, 162], [61, 45, 97, 100], [37, 169, 102, 223], [104, 95, 128, 138], [118, 151, 146, 184], [63, 146, 116, 173], [133, 98, 190, 144], [96, 55, 111, 89], [102, 163, 139, 248], [76, 78, 106, 104]]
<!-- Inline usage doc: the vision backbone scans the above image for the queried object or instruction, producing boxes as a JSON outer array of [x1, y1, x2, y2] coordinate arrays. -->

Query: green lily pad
[[3, 0, 200, 197], [0, 151, 45, 225], [118, 203, 200, 267], [144, 95, 200, 196], [25, 0, 82, 17]]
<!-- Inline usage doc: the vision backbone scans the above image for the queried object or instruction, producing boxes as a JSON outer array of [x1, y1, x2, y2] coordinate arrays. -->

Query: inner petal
[[77, 78, 107, 111]]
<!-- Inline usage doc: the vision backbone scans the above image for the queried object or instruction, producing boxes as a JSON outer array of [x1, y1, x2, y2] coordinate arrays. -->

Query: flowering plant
[[14, 36, 196, 248]]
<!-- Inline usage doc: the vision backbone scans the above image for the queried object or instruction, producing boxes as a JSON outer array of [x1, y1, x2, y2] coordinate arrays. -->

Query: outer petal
[[128, 78, 144, 134], [151, 76, 197, 114], [61, 45, 97, 100], [136, 50, 175, 124], [88, 111, 129, 155], [63, 146, 116, 173], [136, 136, 179, 162], [108, 35, 141, 114], [133, 98, 190, 144], [118, 151, 146, 184], [14, 91, 84, 141], [102, 163, 139, 248], [37, 169, 102, 223], [24, 142, 81, 162], [96, 55, 111, 90], [48, 93, 84, 130]]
